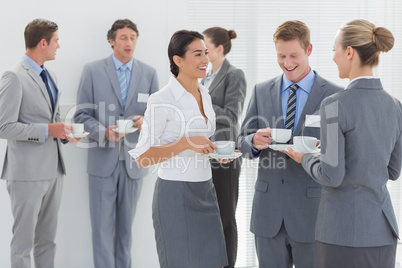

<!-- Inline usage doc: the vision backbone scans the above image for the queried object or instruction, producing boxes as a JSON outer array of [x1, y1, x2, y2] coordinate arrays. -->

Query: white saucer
[[268, 144, 293, 152], [208, 151, 242, 160], [112, 127, 138, 134], [67, 132, 89, 138], [269, 144, 320, 153]]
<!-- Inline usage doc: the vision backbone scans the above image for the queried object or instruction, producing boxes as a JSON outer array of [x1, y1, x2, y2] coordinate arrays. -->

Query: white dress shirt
[[130, 76, 216, 182]]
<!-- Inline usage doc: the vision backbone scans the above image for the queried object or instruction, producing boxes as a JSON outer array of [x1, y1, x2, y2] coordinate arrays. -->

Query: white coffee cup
[[71, 123, 84, 135], [293, 136, 317, 153], [117, 120, 133, 132], [271, 128, 292, 143], [215, 141, 235, 155]]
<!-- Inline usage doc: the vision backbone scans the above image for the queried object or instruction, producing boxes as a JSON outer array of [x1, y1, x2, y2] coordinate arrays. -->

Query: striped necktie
[[285, 84, 299, 131], [119, 65, 128, 109]]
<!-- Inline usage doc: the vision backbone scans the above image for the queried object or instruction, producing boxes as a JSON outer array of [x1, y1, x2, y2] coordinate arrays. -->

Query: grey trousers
[[7, 171, 64, 268], [315, 240, 397, 268], [89, 160, 143, 268], [255, 222, 315, 268]]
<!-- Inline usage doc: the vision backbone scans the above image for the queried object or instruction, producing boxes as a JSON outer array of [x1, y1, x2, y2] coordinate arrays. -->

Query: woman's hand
[[283, 147, 306, 164], [186, 136, 216, 155]]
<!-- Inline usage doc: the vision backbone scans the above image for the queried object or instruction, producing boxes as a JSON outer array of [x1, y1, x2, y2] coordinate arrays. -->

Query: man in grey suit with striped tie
[[74, 19, 159, 268], [238, 20, 342, 268]]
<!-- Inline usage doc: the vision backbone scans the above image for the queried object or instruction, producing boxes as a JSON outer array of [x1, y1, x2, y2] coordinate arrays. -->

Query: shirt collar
[[112, 54, 134, 71], [23, 54, 44, 76], [281, 68, 315, 94], [205, 64, 222, 80], [169, 76, 209, 101]]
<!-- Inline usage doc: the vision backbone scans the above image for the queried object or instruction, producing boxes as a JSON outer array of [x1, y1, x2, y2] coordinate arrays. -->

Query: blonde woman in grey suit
[[201, 27, 246, 268], [286, 19, 401, 268]]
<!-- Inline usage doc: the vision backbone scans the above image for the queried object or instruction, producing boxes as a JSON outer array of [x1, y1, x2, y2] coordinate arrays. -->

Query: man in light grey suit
[[74, 19, 158, 268], [238, 20, 342, 268], [0, 19, 78, 268]]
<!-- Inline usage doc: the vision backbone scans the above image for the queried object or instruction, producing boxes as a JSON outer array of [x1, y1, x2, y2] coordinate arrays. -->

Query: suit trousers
[[89, 160, 143, 268], [315, 240, 397, 268], [210, 157, 242, 268], [255, 222, 315, 268], [6, 168, 64, 268]]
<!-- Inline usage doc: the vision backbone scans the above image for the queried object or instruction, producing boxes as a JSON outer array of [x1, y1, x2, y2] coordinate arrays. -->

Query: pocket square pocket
[[305, 114, 320, 128], [137, 93, 149, 103]]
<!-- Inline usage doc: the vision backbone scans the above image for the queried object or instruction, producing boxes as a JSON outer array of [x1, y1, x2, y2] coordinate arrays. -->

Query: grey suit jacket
[[74, 55, 159, 179], [302, 78, 402, 247], [0, 59, 65, 181], [201, 59, 246, 144], [238, 71, 342, 243]]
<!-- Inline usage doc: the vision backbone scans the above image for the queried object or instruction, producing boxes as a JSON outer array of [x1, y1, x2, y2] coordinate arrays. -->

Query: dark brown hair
[[24, 19, 58, 49], [203, 27, 237, 55], [107, 19, 139, 48], [168, 30, 204, 77]]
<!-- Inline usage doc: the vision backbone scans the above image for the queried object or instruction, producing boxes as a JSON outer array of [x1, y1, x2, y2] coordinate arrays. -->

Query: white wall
[[0, 1, 188, 267]]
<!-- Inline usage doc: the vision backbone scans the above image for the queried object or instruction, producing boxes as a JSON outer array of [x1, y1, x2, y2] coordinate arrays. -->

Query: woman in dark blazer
[[286, 19, 402, 268], [202, 27, 247, 268]]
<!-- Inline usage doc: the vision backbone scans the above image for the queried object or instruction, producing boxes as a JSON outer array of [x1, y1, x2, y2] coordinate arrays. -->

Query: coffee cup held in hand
[[215, 141, 235, 155], [293, 136, 317, 153], [116, 120, 133, 132], [71, 123, 84, 135], [271, 128, 292, 143]]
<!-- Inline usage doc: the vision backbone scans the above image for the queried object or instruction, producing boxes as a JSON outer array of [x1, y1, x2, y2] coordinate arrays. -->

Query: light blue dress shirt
[[251, 68, 315, 155], [112, 55, 133, 92], [23, 54, 58, 139], [281, 68, 315, 131], [203, 65, 222, 89]]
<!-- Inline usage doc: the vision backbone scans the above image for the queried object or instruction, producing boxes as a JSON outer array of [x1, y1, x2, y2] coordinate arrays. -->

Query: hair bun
[[228, 30, 237, 40]]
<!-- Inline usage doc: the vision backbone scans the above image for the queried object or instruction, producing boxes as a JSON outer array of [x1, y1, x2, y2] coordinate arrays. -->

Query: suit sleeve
[[237, 84, 260, 159], [301, 96, 346, 187], [149, 68, 159, 95], [0, 71, 47, 143], [214, 69, 246, 127], [387, 102, 402, 181], [74, 65, 108, 147]]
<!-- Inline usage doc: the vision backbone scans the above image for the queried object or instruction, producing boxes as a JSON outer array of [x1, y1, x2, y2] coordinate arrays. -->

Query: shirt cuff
[[251, 146, 261, 158], [45, 124, 48, 140]]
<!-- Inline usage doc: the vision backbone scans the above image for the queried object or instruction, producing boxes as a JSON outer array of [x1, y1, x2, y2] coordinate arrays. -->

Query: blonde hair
[[339, 19, 394, 67]]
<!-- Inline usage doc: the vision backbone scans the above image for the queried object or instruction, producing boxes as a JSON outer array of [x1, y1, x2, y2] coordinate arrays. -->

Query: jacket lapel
[[293, 72, 327, 136], [205, 59, 230, 94], [269, 75, 285, 128], [105, 56, 124, 109], [21, 60, 53, 113]]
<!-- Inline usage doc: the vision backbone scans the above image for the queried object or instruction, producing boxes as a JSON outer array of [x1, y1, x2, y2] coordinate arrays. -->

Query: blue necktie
[[119, 65, 128, 109], [285, 84, 299, 132], [40, 70, 55, 111]]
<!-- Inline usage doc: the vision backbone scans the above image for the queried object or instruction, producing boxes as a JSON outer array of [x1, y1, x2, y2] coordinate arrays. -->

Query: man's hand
[[104, 125, 126, 142], [252, 127, 273, 150], [48, 123, 72, 140], [132, 115, 144, 131]]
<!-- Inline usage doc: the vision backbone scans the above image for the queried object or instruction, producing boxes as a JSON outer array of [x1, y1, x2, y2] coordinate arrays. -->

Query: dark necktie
[[285, 84, 299, 131], [40, 69, 55, 111]]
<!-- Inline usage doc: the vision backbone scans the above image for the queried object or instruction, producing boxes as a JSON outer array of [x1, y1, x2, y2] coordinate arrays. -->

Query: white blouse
[[130, 76, 216, 182]]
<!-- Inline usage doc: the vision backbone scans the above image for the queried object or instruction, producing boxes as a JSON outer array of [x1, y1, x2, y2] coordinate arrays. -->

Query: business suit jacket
[[202, 59, 246, 143], [302, 78, 401, 247], [238, 71, 342, 243], [0, 60, 65, 181], [74, 55, 159, 179]]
